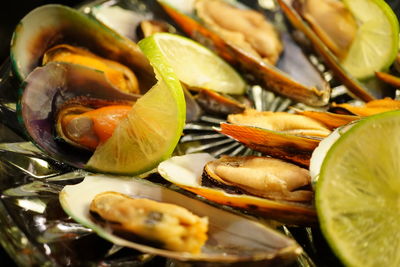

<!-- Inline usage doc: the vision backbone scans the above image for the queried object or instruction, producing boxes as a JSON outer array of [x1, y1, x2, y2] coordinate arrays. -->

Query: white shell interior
[[158, 152, 215, 187], [309, 123, 356, 186]]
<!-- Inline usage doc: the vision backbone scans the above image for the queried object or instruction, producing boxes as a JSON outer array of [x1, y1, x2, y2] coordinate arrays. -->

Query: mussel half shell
[[277, 0, 393, 101], [10, 4, 155, 93], [159, 0, 331, 106], [60, 173, 302, 263], [158, 153, 317, 225], [19, 62, 139, 169]]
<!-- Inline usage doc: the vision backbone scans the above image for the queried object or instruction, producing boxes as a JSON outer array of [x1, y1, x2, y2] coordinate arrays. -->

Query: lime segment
[[147, 33, 246, 95], [86, 36, 186, 175], [316, 110, 400, 267], [341, 0, 399, 79]]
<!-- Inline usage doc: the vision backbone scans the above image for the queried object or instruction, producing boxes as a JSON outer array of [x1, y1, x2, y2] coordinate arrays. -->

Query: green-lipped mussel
[[277, 0, 398, 101], [158, 153, 317, 225], [10, 4, 155, 94], [60, 174, 303, 263]]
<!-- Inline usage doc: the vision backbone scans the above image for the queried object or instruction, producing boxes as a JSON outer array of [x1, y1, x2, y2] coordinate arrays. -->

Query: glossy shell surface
[[10, 4, 155, 92], [19, 62, 139, 168]]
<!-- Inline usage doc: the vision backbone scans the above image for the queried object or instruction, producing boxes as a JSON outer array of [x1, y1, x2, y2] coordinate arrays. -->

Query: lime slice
[[341, 0, 399, 80], [316, 110, 400, 267], [85, 36, 186, 175], [145, 33, 246, 95]]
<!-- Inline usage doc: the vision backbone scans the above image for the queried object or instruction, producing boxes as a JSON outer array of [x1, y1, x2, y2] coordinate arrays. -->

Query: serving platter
[[0, 0, 396, 265]]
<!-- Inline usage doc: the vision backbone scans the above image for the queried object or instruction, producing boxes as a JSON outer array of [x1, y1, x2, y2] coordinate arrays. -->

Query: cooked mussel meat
[[203, 155, 313, 202], [217, 109, 331, 166], [195, 0, 283, 65], [227, 109, 331, 137], [90, 191, 208, 254], [61, 174, 302, 262], [158, 153, 317, 225], [55, 98, 134, 151], [43, 44, 140, 94]]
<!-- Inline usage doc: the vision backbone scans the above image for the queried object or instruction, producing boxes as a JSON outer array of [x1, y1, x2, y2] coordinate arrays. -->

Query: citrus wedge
[[144, 33, 246, 95], [341, 0, 399, 80], [316, 110, 400, 267], [85, 35, 186, 175]]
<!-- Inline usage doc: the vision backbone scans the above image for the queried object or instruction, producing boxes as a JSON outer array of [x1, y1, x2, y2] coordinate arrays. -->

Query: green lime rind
[[316, 110, 400, 267], [85, 35, 186, 175]]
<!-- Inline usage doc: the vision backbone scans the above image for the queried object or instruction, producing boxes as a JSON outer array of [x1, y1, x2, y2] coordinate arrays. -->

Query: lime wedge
[[341, 0, 399, 80], [145, 33, 246, 95], [316, 110, 400, 267], [85, 36, 186, 175]]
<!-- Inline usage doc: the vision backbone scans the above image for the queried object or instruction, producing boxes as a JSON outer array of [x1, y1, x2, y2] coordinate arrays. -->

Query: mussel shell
[[19, 62, 139, 168], [159, 0, 331, 106], [218, 123, 320, 167], [60, 173, 302, 263], [10, 4, 155, 93], [277, 0, 393, 101], [158, 153, 317, 226]]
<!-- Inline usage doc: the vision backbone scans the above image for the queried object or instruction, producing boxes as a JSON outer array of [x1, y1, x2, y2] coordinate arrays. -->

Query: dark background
[[0, 0, 399, 265]]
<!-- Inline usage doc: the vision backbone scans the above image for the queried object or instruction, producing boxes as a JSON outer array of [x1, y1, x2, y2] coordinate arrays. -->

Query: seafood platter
[[0, 0, 399, 265]]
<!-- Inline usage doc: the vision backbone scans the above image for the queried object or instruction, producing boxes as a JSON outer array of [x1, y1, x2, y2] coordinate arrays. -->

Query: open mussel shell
[[218, 122, 320, 167], [60, 173, 302, 264], [276, 0, 393, 101], [18, 62, 138, 169], [10, 4, 155, 92], [158, 0, 330, 106], [158, 153, 317, 225]]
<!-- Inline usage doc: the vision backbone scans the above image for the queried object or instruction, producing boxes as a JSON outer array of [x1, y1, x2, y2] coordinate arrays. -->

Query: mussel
[[54, 98, 134, 151], [60, 173, 302, 263], [158, 153, 317, 225], [19, 62, 139, 168], [194, 0, 283, 65], [277, 0, 397, 100], [203, 155, 313, 202], [10, 4, 155, 93], [89, 191, 209, 254], [159, 0, 331, 106], [217, 109, 330, 166], [43, 44, 140, 94]]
